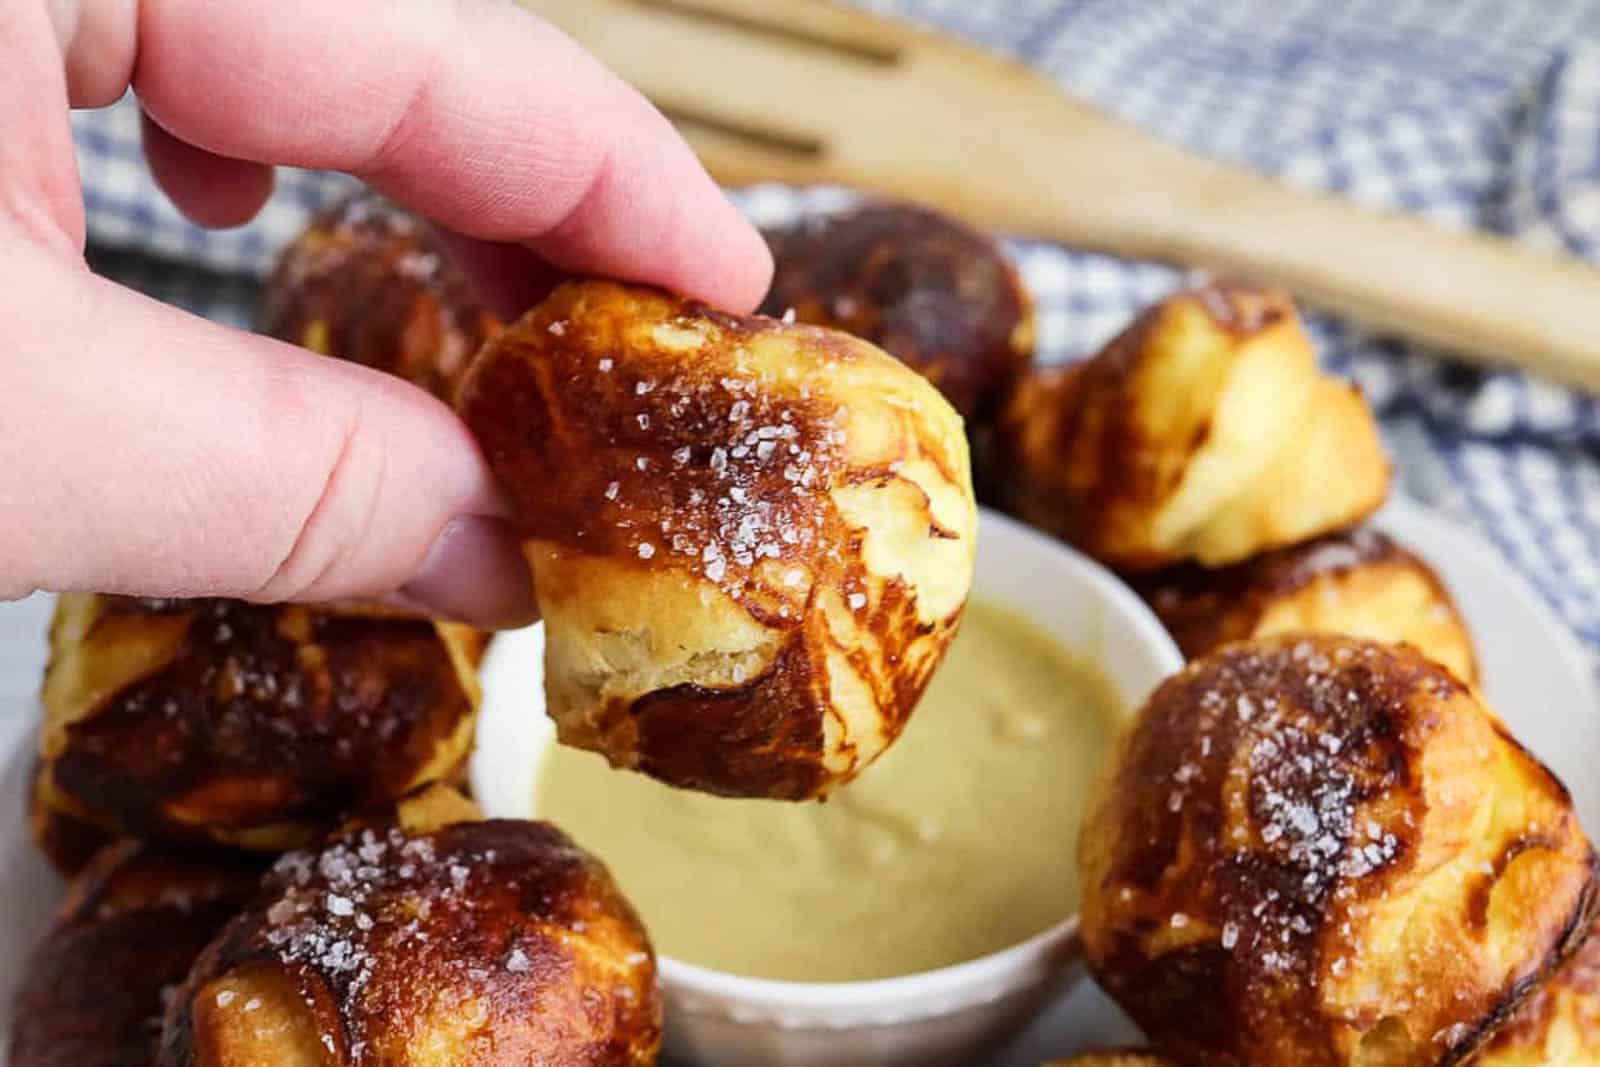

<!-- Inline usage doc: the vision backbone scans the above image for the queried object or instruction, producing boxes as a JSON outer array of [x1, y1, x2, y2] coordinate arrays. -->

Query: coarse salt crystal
[[848, 592, 867, 610], [638, 543, 656, 560], [605, 481, 620, 501], [598, 358, 613, 372]]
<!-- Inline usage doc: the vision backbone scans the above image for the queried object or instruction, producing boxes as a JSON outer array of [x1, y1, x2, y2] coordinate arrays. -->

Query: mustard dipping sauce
[[535, 598, 1121, 982]]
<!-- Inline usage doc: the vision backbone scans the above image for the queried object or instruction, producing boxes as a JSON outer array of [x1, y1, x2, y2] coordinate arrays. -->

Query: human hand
[[4, 0, 773, 627]]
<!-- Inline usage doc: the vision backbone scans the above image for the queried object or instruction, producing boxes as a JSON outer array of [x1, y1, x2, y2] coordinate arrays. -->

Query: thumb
[[0, 233, 534, 627]]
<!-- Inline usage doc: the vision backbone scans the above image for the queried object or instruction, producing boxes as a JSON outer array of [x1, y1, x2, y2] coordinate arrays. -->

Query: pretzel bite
[[459, 280, 977, 799], [1476, 917, 1600, 1064], [27, 756, 113, 876], [158, 786, 661, 1066], [37, 594, 485, 850], [1080, 635, 1598, 1066], [759, 201, 1033, 491], [999, 285, 1390, 570], [260, 189, 500, 402], [10, 840, 264, 1067], [1134, 527, 1478, 685]]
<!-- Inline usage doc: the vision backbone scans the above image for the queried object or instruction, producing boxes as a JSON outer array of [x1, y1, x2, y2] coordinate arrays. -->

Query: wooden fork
[[525, 0, 1600, 393]]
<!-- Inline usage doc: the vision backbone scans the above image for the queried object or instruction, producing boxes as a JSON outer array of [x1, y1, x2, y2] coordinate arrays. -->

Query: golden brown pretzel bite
[[260, 189, 501, 402], [459, 280, 977, 799], [759, 201, 1033, 492], [1475, 916, 1600, 1064], [158, 787, 661, 1066], [1134, 527, 1478, 684], [26, 756, 113, 876], [999, 285, 1390, 570], [1079, 634, 1598, 1066], [10, 840, 264, 1067], [37, 594, 484, 850]]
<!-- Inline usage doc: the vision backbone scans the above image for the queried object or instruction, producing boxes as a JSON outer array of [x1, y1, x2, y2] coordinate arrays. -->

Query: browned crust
[[1079, 634, 1599, 1066], [44, 597, 482, 848], [625, 628, 830, 798], [462, 286, 859, 587], [159, 818, 661, 1065], [27, 756, 113, 877], [1132, 527, 1480, 684], [10, 841, 265, 1067], [259, 189, 501, 403], [759, 202, 1034, 419]]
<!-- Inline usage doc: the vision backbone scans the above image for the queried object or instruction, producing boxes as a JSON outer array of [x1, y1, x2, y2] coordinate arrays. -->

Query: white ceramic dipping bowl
[[470, 508, 1182, 1067]]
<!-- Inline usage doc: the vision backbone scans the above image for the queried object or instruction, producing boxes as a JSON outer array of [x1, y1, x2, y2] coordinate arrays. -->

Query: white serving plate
[[0, 494, 1593, 1062]]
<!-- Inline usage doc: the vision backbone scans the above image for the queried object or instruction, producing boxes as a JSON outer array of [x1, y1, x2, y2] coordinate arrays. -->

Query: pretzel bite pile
[[460, 279, 977, 799], [259, 189, 501, 402], [10, 841, 264, 1067], [159, 786, 660, 1066], [34, 594, 484, 851], [1079, 635, 1598, 1066], [18, 183, 1599, 1065]]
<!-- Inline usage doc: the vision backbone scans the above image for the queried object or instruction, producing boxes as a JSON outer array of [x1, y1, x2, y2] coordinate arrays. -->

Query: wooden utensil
[[526, 0, 1600, 393]]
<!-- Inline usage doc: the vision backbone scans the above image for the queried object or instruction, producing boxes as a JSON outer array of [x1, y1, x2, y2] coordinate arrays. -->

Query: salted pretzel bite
[[1080, 635, 1598, 1066], [10, 840, 264, 1067], [158, 786, 661, 1066], [1135, 527, 1478, 684], [1475, 916, 1600, 1064], [759, 201, 1033, 437], [999, 285, 1390, 570], [260, 189, 501, 402], [459, 280, 977, 799], [37, 594, 484, 851]]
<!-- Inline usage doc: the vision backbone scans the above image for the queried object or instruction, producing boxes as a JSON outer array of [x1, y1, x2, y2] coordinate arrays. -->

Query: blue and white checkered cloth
[[69, 0, 1600, 656]]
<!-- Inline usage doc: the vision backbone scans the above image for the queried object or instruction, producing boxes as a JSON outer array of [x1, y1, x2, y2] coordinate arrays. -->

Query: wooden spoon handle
[[1063, 138, 1600, 391]]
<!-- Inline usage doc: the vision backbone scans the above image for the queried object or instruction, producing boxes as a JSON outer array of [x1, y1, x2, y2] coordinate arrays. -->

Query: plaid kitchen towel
[[67, 0, 1600, 654]]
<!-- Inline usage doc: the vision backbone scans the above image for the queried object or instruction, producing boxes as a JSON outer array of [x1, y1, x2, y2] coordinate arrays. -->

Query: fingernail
[[400, 516, 538, 630]]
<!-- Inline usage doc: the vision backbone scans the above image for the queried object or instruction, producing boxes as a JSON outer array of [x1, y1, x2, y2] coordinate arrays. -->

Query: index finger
[[129, 0, 772, 311]]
